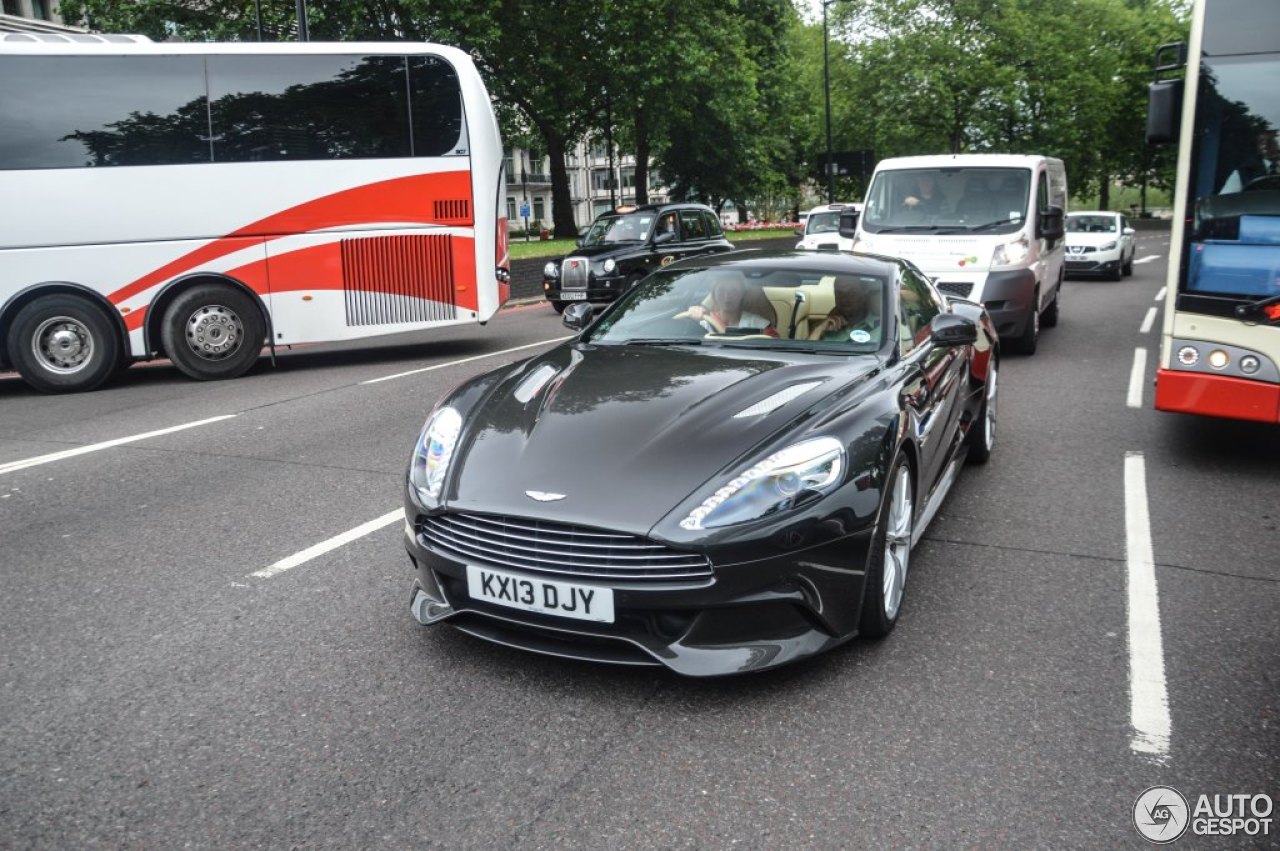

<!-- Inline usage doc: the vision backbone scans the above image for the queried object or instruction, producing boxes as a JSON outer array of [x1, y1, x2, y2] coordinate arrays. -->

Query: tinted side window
[[898, 267, 941, 353], [0, 55, 209, 170], [208, 55, 411, 162], [1037, 172, 1049, 213], [408, 56, 463, 156], [678, 210, 707, 240], [701, 211, 724, 239]]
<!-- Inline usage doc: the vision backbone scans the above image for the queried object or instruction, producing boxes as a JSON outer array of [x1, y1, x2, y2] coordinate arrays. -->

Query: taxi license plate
[[561, 291, 587, 301], [466, 565, 614, 623]]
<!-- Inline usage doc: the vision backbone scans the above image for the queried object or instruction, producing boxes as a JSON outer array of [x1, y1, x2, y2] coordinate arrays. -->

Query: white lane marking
[[1125, 452, 1172, 761], [1139, 307, 1158, 335], [1154, 287, 1167, 301], [0, 415, 237, 476], [1134, 255, 1161, 265], [361, 337, 574, 385], [1127, 348, 1148, 409], [252, 508, 404, 579]]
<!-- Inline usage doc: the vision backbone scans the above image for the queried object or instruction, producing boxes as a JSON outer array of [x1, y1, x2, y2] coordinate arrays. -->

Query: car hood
[[447, 345, 876, 535], [1065, 232, 1121, 248], [561, 243, 647, 261]]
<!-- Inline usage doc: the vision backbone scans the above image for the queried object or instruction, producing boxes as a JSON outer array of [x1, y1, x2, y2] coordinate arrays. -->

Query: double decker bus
[[1147, 0, 1280, 423], [0, 36, 508, 393]]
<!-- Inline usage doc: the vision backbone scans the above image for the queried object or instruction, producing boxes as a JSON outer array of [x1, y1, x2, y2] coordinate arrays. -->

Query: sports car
[[404, 250, 999, 676]]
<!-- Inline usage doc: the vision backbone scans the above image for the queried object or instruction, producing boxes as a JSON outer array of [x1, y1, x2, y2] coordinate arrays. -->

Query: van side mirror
[[838, 211, 859, 239], [1038, 205, 1064, 240], [562, 302, 593, 330]]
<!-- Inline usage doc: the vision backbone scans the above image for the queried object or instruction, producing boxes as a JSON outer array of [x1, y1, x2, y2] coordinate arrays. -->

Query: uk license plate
[[561, 291, 588, 301], [466, 565, 614, 623]]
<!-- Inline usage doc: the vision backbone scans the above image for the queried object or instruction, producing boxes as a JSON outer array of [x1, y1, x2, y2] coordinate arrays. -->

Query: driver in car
[[677, 274, 777, 335]]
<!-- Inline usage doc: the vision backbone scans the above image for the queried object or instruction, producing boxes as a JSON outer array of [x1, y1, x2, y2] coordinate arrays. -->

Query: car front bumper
[[1065, 250, 1122, 276], [403, 495, 876, 677], [544, 275, 628, 305]]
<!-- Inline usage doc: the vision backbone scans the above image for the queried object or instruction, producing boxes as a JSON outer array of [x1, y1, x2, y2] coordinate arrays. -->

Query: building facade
[[0, 0, 66, 28], [505, 139, 671, 233]]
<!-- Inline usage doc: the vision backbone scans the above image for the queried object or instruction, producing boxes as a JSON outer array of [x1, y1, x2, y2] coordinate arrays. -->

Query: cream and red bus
[[0, 36, 508, 393], [1147, 0, 1280, 423]]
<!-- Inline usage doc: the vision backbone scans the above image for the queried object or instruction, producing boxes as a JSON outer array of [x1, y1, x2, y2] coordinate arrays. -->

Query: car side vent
[[341, 234, 457, 326], [433, 199, 472, 225]]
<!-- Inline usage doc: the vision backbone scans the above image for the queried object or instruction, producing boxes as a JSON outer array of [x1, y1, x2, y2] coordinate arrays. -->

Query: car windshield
[[587, 266, 888, 353], [580, 212, 655, 246], [861, 167, 1031, 234], [806, 211, 842, 234], [1067, 215, 1117, 233]]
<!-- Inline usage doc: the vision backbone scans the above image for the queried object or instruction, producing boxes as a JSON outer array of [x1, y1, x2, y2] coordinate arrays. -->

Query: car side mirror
[[930, 313, 978, 347], [653, 230, 677, 246], [562, 301, 593, 330], [1123, 226, 1136, 236], [1038, 205, 1065, 240], [838, 212, 859, 239]]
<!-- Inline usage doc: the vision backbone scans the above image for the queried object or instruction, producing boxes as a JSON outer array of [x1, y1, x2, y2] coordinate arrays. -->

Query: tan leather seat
[[792, 277, 837, 339]]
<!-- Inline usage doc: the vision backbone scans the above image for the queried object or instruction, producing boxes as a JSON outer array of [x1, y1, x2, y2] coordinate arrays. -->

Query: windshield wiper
[[1234, 294, 1280, 323], [618, 337, 704, 346], [869, 225, 949, 234], [967, 217, 1023, 232]]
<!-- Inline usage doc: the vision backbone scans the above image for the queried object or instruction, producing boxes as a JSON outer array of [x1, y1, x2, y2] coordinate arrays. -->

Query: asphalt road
[[2, 233, 1277, 849]]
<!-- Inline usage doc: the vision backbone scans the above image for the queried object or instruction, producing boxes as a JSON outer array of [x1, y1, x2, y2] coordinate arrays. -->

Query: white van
[[795, 202, 862, 250], [850, 154, 1067, 354]]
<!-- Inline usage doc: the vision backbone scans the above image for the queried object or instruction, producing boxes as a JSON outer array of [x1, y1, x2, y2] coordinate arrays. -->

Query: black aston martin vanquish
[[404, 250, 999, 676]]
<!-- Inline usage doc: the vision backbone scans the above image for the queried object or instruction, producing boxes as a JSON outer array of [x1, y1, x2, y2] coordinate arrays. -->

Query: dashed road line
[[361, 337, 573, 385], [1133, 255, 1162, 265], [1155, 287, 1167, 301], [251, 508, 404, 579], [1127, 348, 1148, 409], [1140, 307, 1158, 335], [0, 415, 237, 476], [1124, 452, 1172, 761]]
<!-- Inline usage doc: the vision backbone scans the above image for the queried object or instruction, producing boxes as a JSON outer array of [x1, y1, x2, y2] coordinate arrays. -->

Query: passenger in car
[[678, 273, 777, 335], [809, 278, 881, 343]]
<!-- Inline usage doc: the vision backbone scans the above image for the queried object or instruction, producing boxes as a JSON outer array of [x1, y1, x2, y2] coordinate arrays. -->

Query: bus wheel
[[6, 294, 120, 393], [161, 284, 266, 381]]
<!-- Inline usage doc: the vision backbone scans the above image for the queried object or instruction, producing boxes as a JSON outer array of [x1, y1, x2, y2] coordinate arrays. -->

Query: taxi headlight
[[543, 261, 558, 278], [602, 258, 617, 274], [409, 406, 462, 503], [991, 237, 1029, 268], [679, 437, 845, 531]]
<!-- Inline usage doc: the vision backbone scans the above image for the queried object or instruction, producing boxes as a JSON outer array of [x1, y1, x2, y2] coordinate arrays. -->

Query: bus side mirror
[[838, 212, 859, 239], [1146, 79, 1183, 145]]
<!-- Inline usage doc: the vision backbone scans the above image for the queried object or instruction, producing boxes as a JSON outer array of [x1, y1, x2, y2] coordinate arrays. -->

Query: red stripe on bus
[[1154, 368, 1280, 423], [107, 170, 473, 307]]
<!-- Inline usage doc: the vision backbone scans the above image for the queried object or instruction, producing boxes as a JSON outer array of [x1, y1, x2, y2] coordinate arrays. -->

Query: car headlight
[[679, 437, 845, 531], [602, 258, 616, 274], [991, 236, 1030, 268], [1099, 241, 1117, 252], [409, 406, 463, 503], [543, 261, 558, 278]]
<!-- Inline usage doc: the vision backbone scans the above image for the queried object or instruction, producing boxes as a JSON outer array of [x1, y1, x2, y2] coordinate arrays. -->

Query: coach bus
[[1146, 0, 1280, 423], [0, 36, 508, 393]]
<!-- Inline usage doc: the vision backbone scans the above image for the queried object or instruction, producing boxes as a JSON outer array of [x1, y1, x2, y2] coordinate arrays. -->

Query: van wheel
[[7, 294, 120, 393], [1041, 287, 1060, 328], [160, 284, 265, 381], [1010, 289, 1040, 355]]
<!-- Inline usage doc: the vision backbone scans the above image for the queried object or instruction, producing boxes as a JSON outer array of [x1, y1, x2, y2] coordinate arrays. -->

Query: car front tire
[[859, 452, 914, 639]]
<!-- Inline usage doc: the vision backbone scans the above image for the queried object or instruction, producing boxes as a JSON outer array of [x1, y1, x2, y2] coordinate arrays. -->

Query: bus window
[[0, 55, 208, 169], [408, 56, 464, 157]]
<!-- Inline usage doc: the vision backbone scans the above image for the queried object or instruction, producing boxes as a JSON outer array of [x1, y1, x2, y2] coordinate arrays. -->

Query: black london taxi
[[543, 203, 734, 311]]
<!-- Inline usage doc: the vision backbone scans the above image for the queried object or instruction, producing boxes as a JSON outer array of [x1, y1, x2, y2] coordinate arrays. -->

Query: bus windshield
[[1187, 53, 1280, 299], [861, 167, 1031, 235]]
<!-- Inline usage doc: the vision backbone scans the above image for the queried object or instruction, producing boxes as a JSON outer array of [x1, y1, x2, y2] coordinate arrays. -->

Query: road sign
[[519, 203, 531, 218]]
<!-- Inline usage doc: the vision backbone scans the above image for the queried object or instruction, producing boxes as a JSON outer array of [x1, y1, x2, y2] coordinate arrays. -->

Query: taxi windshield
[[806, 211, 842, 234], [580, 212, 655, 246]]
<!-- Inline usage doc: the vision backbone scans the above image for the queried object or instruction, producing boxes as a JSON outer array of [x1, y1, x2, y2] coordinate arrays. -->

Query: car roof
[[1068, 210, 1121, 217], [599, 202, 715, 218], [666, 248, 901, 277]]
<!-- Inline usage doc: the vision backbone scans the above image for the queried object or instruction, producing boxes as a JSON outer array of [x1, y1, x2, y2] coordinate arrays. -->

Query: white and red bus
[[0, 36, 508, 393], [1147, 0, 1280, 423]]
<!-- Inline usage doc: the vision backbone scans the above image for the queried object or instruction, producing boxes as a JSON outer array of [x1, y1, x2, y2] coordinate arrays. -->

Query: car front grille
[[417, 513, 714, 583], [936, 281, 974, 298], [560, 257, 589, 290], [1068, 246, 1096, 255]]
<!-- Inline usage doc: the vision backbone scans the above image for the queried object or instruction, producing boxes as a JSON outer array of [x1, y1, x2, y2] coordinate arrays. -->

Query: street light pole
[[295, 0, 308, 41], [823, 0, 834, 204]]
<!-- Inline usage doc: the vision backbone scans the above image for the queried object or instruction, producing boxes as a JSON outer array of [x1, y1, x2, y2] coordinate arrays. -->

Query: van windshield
[[861, 167, 1031, 235]]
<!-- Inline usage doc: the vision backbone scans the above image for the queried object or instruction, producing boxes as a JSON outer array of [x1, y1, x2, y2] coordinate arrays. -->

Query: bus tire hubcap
[[33, 316, 93, 374], [186, 306, 242, 361]]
